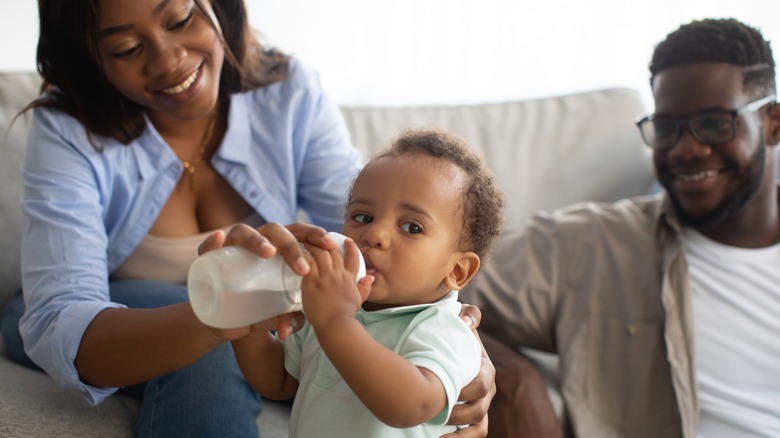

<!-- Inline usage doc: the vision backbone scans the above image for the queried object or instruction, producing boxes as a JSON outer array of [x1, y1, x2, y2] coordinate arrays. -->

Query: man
[[464, 18, 780, 437]]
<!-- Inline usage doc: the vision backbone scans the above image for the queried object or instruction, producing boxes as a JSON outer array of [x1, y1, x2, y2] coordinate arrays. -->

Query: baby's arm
[[302, 241, 447, 427], [231, 324, 298, 400], [320, 317, 447, 428]]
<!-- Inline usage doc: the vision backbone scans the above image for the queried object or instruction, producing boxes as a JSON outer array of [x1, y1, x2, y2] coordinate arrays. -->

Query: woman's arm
[[443, 306, 495, 437], [75, 304, 225, 387], [20, 108, 226, 395], [76, 224, 312, 389]]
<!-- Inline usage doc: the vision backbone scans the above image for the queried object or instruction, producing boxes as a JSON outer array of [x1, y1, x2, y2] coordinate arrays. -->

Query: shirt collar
[[214, 94, 252, 164], [132, 94, 254, 179], [356, 290, 460, 324], [132, 114, 177, 180]]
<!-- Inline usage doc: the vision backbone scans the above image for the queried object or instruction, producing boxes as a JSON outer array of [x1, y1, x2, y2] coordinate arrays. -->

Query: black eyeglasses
[[635, 95, 776, 150]]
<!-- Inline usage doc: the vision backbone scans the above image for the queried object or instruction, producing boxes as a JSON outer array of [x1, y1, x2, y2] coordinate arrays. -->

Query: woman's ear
[[443, 252, 480, 291]]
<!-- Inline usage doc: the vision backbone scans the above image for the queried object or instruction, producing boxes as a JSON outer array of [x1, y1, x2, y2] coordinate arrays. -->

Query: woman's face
[[94, 0, 224, 124]]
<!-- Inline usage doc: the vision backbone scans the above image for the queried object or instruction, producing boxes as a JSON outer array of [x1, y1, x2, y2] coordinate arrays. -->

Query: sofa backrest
[[0, 72, 654, 303], [341, 88, 654, 229], [0, 73, 41, 304]]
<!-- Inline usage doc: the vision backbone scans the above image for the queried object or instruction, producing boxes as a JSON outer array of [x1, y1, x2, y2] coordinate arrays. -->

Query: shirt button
[[250, 191, 258, 198], [626, 325, 637, 336]]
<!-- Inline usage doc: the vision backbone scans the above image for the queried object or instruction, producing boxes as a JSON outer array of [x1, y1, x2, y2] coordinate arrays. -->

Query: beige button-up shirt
[[463, 194, 698, 437]]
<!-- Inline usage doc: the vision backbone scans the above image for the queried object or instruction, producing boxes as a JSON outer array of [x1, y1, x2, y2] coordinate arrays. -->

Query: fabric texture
[[282, 291, 481, 437], [17, 59, 362, 405], [112, 212, 263, 284], [110, 280, 263, 438], [340, 88, 653, 229], [462, 193, 694, 438], [684, 228, 780, 435], [4, 281, 265, 437], [480, 333, 564, 437]]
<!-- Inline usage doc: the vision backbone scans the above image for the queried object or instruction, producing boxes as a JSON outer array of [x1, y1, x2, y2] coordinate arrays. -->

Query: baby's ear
[[443, 252, 480, 291]]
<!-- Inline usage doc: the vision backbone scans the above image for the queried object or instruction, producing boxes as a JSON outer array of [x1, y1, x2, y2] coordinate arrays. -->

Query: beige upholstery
[[341, 88, 653, 228], [0, 72, 653, 436]]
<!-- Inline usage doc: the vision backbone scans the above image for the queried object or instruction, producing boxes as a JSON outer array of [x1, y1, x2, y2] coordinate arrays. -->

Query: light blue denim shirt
[[19, 60, 363, 404]]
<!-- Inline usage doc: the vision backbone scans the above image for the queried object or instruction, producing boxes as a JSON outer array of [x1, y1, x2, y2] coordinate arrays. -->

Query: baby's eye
[[400, 223, 422, 234], [352, 213, 373, 224]]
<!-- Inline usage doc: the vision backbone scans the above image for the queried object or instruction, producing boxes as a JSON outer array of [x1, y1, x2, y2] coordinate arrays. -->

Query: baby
[[234, 128, 505, 436]]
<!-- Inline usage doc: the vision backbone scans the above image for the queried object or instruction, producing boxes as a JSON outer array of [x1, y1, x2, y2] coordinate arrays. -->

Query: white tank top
[[112, 213, 264, 285], [683, 227, 780, 437]]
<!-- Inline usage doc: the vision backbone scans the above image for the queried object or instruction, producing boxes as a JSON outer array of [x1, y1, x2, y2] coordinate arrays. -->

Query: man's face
[[651, 63, 771, 230]]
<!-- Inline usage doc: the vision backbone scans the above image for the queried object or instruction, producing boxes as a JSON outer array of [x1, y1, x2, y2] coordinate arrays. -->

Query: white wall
[[3, 0, 779, 109]]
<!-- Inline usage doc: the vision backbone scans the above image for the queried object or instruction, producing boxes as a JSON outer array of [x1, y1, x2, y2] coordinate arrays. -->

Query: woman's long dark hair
[[29, 0, 288, 145]]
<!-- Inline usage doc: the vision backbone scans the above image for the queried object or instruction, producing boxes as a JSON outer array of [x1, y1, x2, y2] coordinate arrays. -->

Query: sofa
[[0, 71, 654, 436]]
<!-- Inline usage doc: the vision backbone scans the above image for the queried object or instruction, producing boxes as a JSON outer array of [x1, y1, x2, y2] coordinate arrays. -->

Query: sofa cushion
[[0, 341, 138, 436], [340, 88, 654, 229], [0, 337, 291, 437], [0, 73, 40, 304]]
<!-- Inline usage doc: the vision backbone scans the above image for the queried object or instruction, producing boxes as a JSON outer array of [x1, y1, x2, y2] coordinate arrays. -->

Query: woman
[[1, 0, 493, 436]]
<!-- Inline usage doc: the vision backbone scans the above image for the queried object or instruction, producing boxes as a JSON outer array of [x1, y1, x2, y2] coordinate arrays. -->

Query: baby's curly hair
[[358, 128, 505, 260], [650, 18, 776, 96]]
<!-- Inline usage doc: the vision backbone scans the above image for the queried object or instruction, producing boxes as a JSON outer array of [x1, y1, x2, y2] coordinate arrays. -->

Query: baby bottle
[[188, 232, 365, 329]]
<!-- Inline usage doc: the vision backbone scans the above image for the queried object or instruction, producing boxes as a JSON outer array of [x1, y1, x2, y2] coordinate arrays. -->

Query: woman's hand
[[441, 304, 496, 437], [199, 222, 338, 276], [205, 311, 306, 344]]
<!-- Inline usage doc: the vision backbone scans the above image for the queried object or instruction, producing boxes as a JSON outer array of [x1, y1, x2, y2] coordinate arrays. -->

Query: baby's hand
[[300, 238, 371, 328]]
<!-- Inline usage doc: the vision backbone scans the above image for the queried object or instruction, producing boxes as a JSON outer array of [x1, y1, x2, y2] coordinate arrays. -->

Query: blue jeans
[[1, 280, 262, 437]]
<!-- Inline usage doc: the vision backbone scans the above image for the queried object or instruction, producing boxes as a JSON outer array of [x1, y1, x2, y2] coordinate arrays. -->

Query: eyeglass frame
[[635, 94, 777, 150]]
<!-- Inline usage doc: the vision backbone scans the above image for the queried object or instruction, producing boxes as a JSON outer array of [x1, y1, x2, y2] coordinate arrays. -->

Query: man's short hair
[[649, 18, 776, 95]]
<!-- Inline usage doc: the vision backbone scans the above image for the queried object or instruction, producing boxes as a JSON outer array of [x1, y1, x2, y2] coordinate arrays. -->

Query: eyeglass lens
[[641, 111, 736, 149]]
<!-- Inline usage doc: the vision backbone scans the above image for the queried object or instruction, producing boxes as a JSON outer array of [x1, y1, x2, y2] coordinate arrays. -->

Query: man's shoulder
[[520, 193, 665, 244], [542, 193, 662, 225]]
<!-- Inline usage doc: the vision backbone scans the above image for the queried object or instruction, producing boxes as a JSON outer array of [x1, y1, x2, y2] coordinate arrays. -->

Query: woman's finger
[[286, 222, 334, 249], [459, 304, 482, 331], [342, 238, 363, 276], [222, 223, 278, 258], [198, 229, 226, 255], [275, 311, 306, 340]]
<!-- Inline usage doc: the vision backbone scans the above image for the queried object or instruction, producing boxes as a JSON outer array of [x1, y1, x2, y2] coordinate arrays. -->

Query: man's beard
[[669, 144, 766, 231]]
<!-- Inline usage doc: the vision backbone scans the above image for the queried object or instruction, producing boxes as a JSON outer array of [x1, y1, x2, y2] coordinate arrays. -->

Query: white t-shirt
[[683, 227, 780, 437]]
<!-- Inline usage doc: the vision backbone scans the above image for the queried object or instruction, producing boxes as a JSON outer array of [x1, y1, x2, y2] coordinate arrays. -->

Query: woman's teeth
[[160, 68, 199, 95], [678, 170, 719, 182]]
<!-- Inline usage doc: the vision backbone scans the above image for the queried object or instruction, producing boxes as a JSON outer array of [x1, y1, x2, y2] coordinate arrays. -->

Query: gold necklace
[[181, 107, 219, 190]]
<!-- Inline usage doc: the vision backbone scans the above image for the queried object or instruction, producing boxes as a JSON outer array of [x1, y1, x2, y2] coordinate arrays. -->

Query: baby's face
[[343, 152, 467, 310]]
